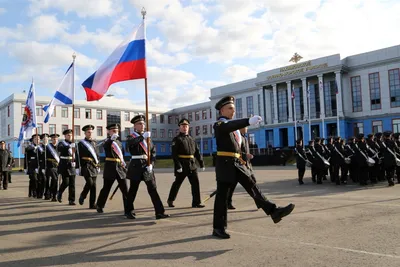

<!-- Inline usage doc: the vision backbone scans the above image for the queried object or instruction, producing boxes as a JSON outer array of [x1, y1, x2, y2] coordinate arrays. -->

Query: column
[[272, 84, 278, 124], [301, 77, 308, 120], [286, 81, 293, 122], [258, 87, 265, 125], [335, 71, 344, 117], [318, 74, 325, 138]]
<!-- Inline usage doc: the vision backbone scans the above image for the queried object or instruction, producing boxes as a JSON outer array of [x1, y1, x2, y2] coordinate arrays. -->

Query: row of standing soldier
[[295, 131, 400, 186]]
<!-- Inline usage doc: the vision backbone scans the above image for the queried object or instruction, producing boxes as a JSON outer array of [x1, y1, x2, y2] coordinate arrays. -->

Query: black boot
[[212, 228, 230, 239], [271, 204, 295, 224]]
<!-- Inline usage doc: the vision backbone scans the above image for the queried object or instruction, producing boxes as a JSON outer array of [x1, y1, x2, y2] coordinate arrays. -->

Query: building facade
[[1, 45, 400, 159]]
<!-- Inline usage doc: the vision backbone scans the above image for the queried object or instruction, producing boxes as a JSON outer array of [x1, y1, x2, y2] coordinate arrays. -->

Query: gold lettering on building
[[267, 62, 329, 80]]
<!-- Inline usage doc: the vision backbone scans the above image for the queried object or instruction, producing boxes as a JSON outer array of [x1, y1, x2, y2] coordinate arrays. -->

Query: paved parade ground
[[1, 166, 400, 267]]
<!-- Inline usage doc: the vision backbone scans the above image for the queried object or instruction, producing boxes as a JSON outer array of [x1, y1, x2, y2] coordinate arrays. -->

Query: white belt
[[131, 155, 148, 160], [60, 156, 73, 160], [30, 157, 36, 159]]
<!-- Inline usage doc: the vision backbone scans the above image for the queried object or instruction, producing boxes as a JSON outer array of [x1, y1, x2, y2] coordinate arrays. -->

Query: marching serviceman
[[212, 95, 294, 239], [314, 137, 327, 184], [57, 129, 76, 205], [383, 131, 396, 186], [96, 124, 131, 216], [326, 137, 334, 182], [346, 137, 358, 183], [7, 151, 14, 184], [354, 134, 371, 186], [0, 141, 11, 190], [77, 125, 100, 209], [24, 134, 40, 197], [367, 134, 379, 184], [393, 133, 400, 184], [125, 115, 169, 220], [331, 137, 344, 185], [295, 139, 307, 185], [375, 132, 386, 182], [46, 134, 60, 201], [167, 118, 205, 208], [39, 133, 50, 199], [305, 140, 317, 183], [340, 138, 350, 184]]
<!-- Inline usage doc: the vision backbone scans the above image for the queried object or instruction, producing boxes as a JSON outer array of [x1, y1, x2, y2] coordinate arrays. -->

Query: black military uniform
[[96, 124, 130, 215], [37, 133, 49, 199], [331, 137, 344, 185], [46, 134, 60, 201], [354, 134, 370, 185], [393, 133, 400, 184], [167, 118, 205, 208], [346, 137, 358, 183], [313, 138, 327, 184], [57, 129, 76, 205], [212, 95, 294, 239], [325, 137, 334, 182], [305, 140, 316, 182], [77, 125, 100, 209], [24, 135, 40, 197], [125, 115, 169, 220], [366, 134, 379, 184], [7, 151, 14, 184], [0, 141, 11, 190], [375, 132, 386, 182], [339, 139, 350, 184], [295, 139, 307, 185], [383, 131, 396, 186]]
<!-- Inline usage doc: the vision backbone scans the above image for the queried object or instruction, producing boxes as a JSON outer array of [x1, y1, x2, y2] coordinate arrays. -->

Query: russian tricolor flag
[[82, 21, 147, 101]]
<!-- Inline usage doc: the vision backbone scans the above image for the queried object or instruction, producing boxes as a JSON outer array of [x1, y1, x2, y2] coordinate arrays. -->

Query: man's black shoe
[[192, 204, 205, 208], [97, 207, 104, 213], [69, 201, 76, 206], [271, 204, 295, 224], [79, 196, 84, 205], [227, 204, 236, 210], [156, 214, 170, 220], [212, 228, 230, 239], [57, 193, 62, 203], [125, 212, 136, 219], [167, 200, 175, 207]]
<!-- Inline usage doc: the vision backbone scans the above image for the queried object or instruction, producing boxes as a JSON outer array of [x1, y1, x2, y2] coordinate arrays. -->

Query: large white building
[[2, 44, 400, 159]]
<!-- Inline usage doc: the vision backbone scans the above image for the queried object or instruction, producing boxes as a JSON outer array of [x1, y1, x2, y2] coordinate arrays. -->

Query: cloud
[[30, 15, 69, 40], [224, 65, 257, 82], [0, 8, 6, 15], [108, 86, 129, 96], [28, 0, 122, 18]]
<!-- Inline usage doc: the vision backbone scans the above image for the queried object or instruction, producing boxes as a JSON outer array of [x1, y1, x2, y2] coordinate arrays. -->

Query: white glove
[[249, 115, 262, 125], [70, 143, 76, 148], [41, 169, 45, 174], [177, 168, 183, 173], [97, 167, 100, 173], [24, 169, 27, 174], [146, 164, 153, 172], [75, 169, 80, 176], [201, 167, 205, 171], [247, 154, 254, 160], [111, 134, 119, 141], [71, 162, 76, 168], [35, 168, 38, 174], [143, 131, 151, 139]]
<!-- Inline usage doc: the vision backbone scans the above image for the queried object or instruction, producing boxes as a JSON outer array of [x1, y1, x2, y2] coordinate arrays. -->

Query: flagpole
[[293, 84, 297, 142], [142, 8, 151, 166], [336, 81, 340, 137], [32, 78, 40, 172], [308, 82, 311, 141], [71, 53, 76, 163]]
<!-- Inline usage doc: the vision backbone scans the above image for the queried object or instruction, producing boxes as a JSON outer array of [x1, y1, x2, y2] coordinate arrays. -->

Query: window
[[204, 141, 208, 151], [209, 109, 212, 119], [175, 116, 179, 124], [188, 112, 193, 121], [74, 125, 81, 136], [236, 98, 243, 118], [151, 128, 157, 138], [393, 119, 400, 133], [351, 76, 362, 112], [7, 124, 10, 136], [62, 124, 68, 133], [323, 81, 337, 117], [175, 129, 179, 136], [195, 126, 200, 136], [189, 127, 193, 135], [372, 121, 382, 133], [97, 126, 103, 136], [389, 69, 400, 107], [169, 144, 172, 152], [124, 111, 129, 121], [53, 107, 56, 117], [353, 122, 364, 135], [7, 105, 10, 117], [36, 105, 43, 116], [246, 96, 254, 117], [203, 125, 207, 135], [269, 91, 274, 121], [96, 110, 103, 120], [277, 89, 288, 122], [160, 115, 165, 124], [369, 73, 381, 110], [37, 123, 43, 135], [293, 86, 304, 120], [21, 105, 25, 114], [309, 83, 320, 119], [160, 129, 165, 138], [210, 124, 213, 135], [257, 94, 261, 116], [195, 111, 200, 121], [49, 124, 56, 135], [85, 109, 92, 119], [124, 127, 130, 137], [168, 129, 173, 138], [168, 115, 172, 124], [62, 107, 68, 118], [202, 110, 207, 120], [160, 144, 166, 153], [152, 114, 157, 123], [74, 108, 80, 118]]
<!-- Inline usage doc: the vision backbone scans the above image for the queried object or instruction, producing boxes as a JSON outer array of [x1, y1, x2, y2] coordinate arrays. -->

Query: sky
[[1, 0, 400, 110]]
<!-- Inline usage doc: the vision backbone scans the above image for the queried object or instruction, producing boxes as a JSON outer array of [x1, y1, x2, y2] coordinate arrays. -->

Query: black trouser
[[341, 164, 348, 183], [36, 170, 45, 198], [329, 164, 334, 182], [47, 168, 58, 199], [378, 163, 386, 181], [316, 166, 325, 183], [369, 165, 378, 183], [358, 166, 369, 185], [298, 167, 305, 183], [126, 175, 165, 215], [396, 166, 400, 183], [80, 175, 97, 208], [332, 164, 340, 184], [385, 166, 395, 184], [349, 164, 358, 182], [213, 169, 276, 230], [0, 171, 8, 189], [58, 174, 76, 202], [28, 172, 37, 197], [227, 174, 260, 208], [43, 171, 51, 199], [96, 178, 129, 213], [311, 166, 316, 182], [167, 171, 201, 206], [7, 171, 11, 183]]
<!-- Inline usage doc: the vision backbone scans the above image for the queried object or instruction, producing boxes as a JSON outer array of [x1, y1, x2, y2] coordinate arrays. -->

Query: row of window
[[353, 120, 400, 135], [156, 141, 210, 153], [19, 106, 104, 120], [150, 125, 213, 138], [235, 96, 255, 119], [351, 69, 400, 112], [151, 109, 213, 124]]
